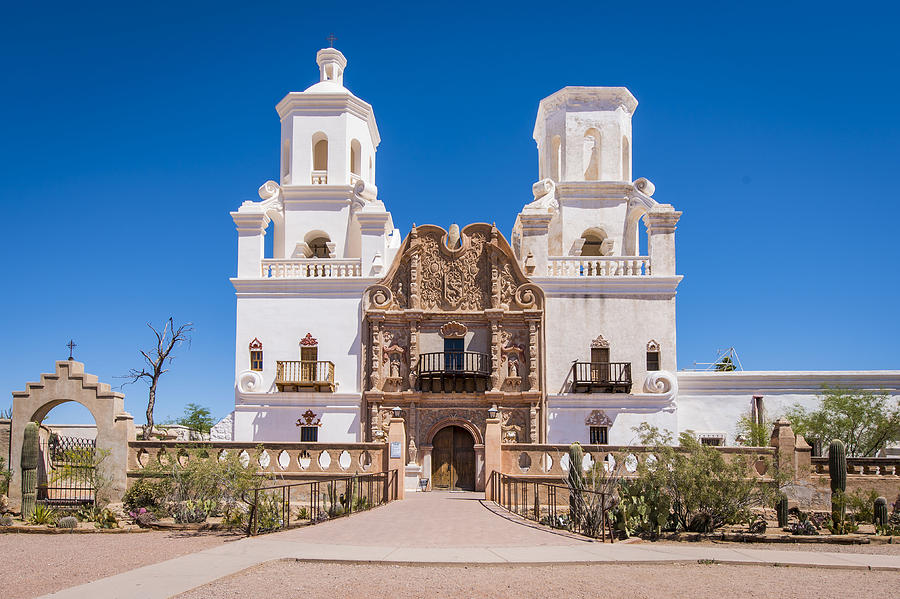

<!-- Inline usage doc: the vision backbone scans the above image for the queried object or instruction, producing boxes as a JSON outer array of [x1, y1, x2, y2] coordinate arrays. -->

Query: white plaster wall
[[234, 293, 364, 394], [676, 371, 900, 445], [233, 396, 360, 442], [286, 112, 375, 188], [564, 110, 631, 182], [543, 293, 677, 395], [547, 402, 676, 444], [282, 201, 353, 259]]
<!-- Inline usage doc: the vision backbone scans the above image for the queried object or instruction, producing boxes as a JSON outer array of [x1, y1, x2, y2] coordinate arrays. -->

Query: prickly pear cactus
[[776, 494, 789, 528], [20, 422, 39, 519]]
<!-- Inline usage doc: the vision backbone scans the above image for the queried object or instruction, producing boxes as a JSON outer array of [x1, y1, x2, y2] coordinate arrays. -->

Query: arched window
[[313, 137, 328, 171], [621, 135, 630, 181], [550, 135, 561, 181], [583, 128, 601, 181], [308, 236, 331, 258], [350, 139, 361, 176], [249, 338, 263, 371], [579, 228, 610, 257]]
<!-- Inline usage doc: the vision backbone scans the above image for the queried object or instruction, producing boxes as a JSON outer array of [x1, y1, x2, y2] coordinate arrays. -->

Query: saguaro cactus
[[828, 439, 847, 532], [776, 494, 789, 528], [874, 496, 888, 528], [20, 422, 40, 519], [567, 443, 584, 524]]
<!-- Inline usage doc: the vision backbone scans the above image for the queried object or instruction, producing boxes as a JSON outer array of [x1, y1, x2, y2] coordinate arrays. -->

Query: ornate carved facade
[[363, 223, 546, 448]]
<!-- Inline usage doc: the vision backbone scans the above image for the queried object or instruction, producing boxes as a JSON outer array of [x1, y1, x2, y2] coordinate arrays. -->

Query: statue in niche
[[507, 354, 520, 378], [389, 354, 401, 378], [408, 438, 417, 464]]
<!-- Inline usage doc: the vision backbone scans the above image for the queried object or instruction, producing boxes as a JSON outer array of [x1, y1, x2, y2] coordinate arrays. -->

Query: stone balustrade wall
[[127, 441, 387, 481], [500, 443, 778, 480]]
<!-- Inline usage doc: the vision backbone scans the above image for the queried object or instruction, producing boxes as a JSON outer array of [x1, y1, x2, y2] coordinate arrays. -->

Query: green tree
[[735, 411, 772, 447], [177, 403, 216, 436], [784, 386, 900, 457]]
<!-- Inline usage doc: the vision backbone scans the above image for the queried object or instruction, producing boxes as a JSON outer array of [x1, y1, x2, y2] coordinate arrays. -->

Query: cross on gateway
[[327, 33, 337, 47], [66, 339, 77, 360]]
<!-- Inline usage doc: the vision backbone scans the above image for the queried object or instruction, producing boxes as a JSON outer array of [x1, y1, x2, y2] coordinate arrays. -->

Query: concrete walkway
[[42, 492, 900, 599]]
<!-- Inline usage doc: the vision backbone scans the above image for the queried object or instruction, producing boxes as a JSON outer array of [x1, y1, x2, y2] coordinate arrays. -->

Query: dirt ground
[[650, 539, 900, 555], [0, 530, 240, 599], [176, 561, 898, 599]]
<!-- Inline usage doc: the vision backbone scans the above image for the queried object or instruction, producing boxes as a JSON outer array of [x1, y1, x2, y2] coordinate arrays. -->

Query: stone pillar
[[231, 212, 270, 278], [643, 204, 681, 276], [369, 316, 383, 391], [483, 415, 502, 501], [420, 444, 433, 491], [770, 418, 811, 482], [474, 444, 486, 492], [356, 209, 390, 277], [518, 213, 552, 276], [388, 416, 406, 500]]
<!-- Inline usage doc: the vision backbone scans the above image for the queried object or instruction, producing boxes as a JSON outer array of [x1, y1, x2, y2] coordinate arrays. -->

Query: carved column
[[409, 227, 420, 310], [527, 319, 539, 391], [370, 401, 381, 440], [529, 402, 538, 444], [369, 316, 384, 391], [408, 317, 420, 391], [490, 320, 501, 391]]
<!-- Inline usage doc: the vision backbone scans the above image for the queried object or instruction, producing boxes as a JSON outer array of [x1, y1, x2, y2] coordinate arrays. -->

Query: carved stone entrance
[[431, 425, 475, 491]]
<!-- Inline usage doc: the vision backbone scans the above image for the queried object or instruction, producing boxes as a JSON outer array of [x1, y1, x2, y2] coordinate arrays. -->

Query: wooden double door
[[431, 426, 475, 490]]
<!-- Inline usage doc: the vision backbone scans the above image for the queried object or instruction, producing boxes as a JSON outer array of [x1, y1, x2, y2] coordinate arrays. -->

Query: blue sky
[[1, 1, 898, 425]]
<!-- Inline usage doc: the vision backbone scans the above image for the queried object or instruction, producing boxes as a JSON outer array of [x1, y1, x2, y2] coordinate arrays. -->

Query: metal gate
[[38, 435, 96, 507]]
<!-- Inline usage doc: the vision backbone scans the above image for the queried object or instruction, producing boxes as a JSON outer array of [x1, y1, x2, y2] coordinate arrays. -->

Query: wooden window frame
[[250, 350, 263, 372], [589, 425, 608, 445], [646, 350, 660, 371], [299, 426, 318, 443]]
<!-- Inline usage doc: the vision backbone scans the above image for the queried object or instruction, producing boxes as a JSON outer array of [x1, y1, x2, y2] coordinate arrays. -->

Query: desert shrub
[[58, 516, 78, 529], [94, 507, 119, 529], [28, 504, 59, 525], [791, 520, 818, 535], [629, 424, 784, 533], [172, 501, 208, 524], [294, 506, 311, 520], [0, 457, 10, 495], [129, 507, 158, 527], [123, 478, 170, 513], [0, 514, 13, 526], [253, 492, 283, 533], [846, 488, 879, 523]]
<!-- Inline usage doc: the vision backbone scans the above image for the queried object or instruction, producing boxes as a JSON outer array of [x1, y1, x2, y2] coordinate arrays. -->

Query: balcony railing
[[261, 259, 362, 279], [276, 360, 335, 392], [570, 362, 632, 393], [311, 170, 327, 184], [417, 351, 491, 393], [546, 256, 650, 277]]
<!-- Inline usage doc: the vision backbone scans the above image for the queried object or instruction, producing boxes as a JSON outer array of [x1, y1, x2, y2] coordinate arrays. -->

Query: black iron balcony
[[571, 362, 632, 393], [417, 351, 491, 393]]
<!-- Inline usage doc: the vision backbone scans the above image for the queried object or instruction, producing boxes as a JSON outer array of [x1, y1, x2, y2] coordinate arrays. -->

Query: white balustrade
[[261, 258, 363, 278], [311, 170, 328, 184], [546, 256, 651, 277]]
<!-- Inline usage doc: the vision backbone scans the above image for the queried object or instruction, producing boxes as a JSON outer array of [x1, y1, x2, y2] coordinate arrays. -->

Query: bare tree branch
[[119, 317, 193, 440]]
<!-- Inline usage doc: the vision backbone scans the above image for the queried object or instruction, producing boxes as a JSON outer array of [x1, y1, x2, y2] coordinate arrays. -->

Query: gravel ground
[[176, 561, 897, 599], [650, 540, 900, 555], [0, 530, 241, 599]]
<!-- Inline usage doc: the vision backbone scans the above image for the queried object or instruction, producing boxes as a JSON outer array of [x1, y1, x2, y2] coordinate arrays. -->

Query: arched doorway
[[431, 425, 475, 490]]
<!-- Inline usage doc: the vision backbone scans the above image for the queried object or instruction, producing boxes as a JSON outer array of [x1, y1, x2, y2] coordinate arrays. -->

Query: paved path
[[42, 492, 900, 599]]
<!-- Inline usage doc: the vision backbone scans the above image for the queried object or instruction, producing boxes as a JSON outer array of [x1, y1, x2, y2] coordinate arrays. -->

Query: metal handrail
[[243, 470, 399, 536], [417, 351, 491, 376], [571, 361, 632, 383], [490, 471, 615, 542]]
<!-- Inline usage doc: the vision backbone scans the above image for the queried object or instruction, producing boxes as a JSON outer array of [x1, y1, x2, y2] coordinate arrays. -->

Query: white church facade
[[217, 47, 900, 486]]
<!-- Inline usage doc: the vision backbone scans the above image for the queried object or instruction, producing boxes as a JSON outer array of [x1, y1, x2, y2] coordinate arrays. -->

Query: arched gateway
[[8, 361, 134, 505], [363, 223, 545, 491]]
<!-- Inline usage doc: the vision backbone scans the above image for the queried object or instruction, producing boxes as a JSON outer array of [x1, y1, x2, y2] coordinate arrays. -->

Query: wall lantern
[[487, 404, 498, 419], [392, 406, 402, 418]]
